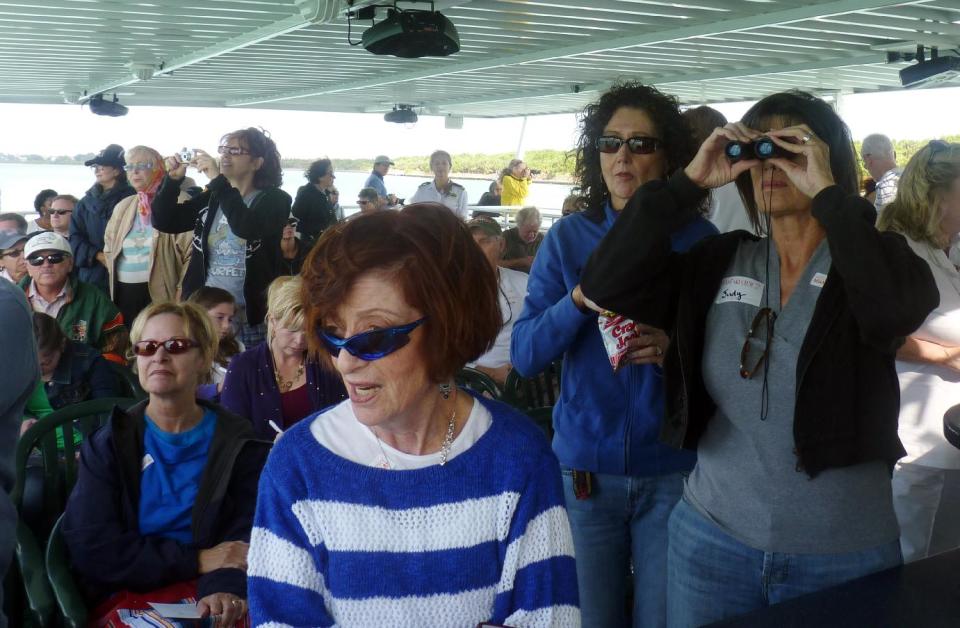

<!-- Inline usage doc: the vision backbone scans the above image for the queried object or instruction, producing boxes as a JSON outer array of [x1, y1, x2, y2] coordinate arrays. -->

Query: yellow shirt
[[501, 175, 531, 206]]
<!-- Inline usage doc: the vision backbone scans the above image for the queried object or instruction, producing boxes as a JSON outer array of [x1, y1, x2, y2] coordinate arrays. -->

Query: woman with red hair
[[103, 145, 194, 325]]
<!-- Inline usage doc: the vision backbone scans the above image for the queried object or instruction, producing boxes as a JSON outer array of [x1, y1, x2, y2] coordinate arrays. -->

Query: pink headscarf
[[128, 146, 166, 223]]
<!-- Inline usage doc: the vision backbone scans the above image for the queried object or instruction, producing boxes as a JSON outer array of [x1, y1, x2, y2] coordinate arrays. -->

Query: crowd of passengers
[[0, 81, 958, 628]]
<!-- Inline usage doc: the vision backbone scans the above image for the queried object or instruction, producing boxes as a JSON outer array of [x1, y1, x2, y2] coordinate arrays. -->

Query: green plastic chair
[[455, 367, 503, 399], [11, 397, 134, 627], [502, 359, 562, 411], [108, 361, 147, 401], [46, 514, 87, 628], [525, 406, 555, 441]]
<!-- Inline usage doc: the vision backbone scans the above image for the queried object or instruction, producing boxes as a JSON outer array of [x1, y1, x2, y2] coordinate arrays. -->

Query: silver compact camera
[[178, 147, 196, 162]]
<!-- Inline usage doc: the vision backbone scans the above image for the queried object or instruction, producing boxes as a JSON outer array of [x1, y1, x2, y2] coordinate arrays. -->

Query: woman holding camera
[[291, 158, 338, 244], [152, 128, 291, 348], [501, 159, 533, 206], [103, 146, 194, 325], [579, 91, 939, 626]]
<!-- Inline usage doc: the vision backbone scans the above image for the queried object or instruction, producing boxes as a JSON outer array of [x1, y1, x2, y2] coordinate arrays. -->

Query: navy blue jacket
[[70, 182, 136, 293], [511, 201, 717, 477], [62, 399, 271, 603], [44, 341, 119, 409], [220, 341, 347, 440]]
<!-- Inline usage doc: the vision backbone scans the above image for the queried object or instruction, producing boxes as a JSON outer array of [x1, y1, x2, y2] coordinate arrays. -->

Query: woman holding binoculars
[[152, 127, 291, 348], [578, 90, 939, 627]]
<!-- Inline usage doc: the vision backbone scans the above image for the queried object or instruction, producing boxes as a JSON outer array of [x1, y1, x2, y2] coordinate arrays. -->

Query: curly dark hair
[[735, 90, 860, 233], [574, 81, 698, 221], [220, 127, 283, 189], [34, 189, 58, 214], [304, 158, 333, 184]]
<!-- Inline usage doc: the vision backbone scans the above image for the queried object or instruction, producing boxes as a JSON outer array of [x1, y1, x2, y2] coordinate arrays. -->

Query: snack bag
[[598, 312, 640, 372]]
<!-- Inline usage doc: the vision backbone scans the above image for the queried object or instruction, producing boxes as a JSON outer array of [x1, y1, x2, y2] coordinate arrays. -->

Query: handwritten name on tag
[[715, 276, 765, 307], [810, 272, 828, 288]]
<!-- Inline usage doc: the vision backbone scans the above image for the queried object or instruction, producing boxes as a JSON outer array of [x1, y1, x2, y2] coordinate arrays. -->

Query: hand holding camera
[[192, 149, 221, 180]]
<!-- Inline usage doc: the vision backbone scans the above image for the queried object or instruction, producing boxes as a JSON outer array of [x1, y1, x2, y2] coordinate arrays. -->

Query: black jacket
[[62, 399, 271, 603], [70, 182, 136, 293], [580, 171, 939, 478], [292, 184, 338, 244], [151, 174, 291, 325]]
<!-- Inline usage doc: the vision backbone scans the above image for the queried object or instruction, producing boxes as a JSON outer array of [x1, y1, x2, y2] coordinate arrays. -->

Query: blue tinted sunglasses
[[319, 318, 426, 361]]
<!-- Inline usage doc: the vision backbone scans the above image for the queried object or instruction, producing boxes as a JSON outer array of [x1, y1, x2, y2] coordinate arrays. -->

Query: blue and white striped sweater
[[248, 396, 580, 627]]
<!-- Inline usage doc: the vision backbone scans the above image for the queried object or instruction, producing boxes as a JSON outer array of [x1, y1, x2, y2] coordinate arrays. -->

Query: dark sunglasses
[[596, 135, 662, 155], [217, 145, 251, 156], [27, 253, 67, 266], [50, 209, 73, 216], [739, 307, 776, 379], [133, 338, 199, 357], [319, 318, 426, 361]]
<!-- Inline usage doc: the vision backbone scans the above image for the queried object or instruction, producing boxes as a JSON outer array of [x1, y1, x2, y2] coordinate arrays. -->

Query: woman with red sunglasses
[[62, 301, 269, 627], [511, 81, 717, 628], [580, 91, 939, 626]]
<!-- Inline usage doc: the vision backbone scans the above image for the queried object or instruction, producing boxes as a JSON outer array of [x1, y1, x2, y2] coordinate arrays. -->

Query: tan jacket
[[103, 192, 194, 301]]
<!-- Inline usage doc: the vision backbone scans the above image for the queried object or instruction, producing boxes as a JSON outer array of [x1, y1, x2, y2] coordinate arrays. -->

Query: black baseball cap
[[84, 144, 126, 168]]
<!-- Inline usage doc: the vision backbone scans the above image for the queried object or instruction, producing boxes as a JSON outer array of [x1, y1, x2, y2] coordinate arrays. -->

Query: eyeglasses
[[217, 145, 251, 156], [133, 338, 199, 357], [739, 307, 776, 379], [319, 318, 426, 361], [0, 247, 23, 259], [26, 253, 67, 266], [50, 209, 73, 216], [596, 135, 663, 155], [123, 162, 155, 172]]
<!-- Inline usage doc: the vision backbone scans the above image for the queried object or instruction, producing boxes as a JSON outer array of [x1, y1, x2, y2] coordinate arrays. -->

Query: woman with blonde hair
[[221, 275, 346, 439], [103, 145, 193, 326], [63, 301, 269, 626], [878, 140, 960, 563]]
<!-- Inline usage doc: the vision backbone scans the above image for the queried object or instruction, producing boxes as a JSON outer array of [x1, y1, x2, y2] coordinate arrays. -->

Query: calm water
[[0, 163, 572, 216]]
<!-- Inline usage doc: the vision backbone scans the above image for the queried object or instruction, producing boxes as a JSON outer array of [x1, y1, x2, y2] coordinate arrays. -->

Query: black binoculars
[[725, 138, 788, 163]]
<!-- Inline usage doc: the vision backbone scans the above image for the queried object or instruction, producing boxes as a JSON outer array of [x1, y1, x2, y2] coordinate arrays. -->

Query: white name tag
[[715, 276, 765, 306], [141, 453, 154, 472], [810, 272, 828, 288]]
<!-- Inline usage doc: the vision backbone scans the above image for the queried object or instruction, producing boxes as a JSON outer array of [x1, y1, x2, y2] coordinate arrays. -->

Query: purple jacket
[[220, 342, 347, 440]]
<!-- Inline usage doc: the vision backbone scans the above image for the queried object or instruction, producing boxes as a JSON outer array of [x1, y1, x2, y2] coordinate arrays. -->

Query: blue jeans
[[666, 497, 902, 628], [562, 469, 684, 628]]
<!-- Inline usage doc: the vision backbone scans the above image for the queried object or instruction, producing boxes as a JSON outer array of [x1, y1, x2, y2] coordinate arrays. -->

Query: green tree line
[[5, 135, 958, 183]]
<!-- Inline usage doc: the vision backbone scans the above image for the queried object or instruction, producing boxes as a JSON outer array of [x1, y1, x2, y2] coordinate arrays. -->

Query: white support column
[[515, 116, 529, 160]]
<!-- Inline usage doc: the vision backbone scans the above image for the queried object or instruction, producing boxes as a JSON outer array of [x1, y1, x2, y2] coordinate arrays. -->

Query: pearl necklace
[[372, 405, 458, 469]]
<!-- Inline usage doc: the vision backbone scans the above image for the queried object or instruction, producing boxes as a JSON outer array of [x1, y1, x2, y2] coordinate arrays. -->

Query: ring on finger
[[800, 134, 813, 144]]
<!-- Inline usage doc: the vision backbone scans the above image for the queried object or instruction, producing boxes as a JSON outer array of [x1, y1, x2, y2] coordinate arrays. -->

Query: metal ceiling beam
[[77, 0, 348, 103], [227, 0, 925, 106], [426, 52, 889, 111]]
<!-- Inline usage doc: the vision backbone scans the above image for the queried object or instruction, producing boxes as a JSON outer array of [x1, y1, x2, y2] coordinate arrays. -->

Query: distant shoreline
[[0, 161, 576, 185]]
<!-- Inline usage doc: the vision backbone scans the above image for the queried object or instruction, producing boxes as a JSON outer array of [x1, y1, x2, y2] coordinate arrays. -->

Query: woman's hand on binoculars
[[765, 125, 835, 199], [685, 123, 761, 190]]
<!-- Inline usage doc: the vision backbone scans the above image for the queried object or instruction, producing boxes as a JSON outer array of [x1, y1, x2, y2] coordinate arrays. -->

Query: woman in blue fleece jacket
[[510, 82, 717, 628]]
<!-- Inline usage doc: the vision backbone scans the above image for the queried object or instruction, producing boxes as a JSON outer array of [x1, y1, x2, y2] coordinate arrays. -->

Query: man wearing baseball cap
[[363, 155, 395, 203], [19, 231, 125, 354], [465, 218, 529, 385], [0, 231, 28, 284], [71, 143, 135, 293]]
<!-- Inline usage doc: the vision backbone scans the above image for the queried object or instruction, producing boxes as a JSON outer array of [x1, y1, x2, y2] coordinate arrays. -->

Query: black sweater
[[152, 174, 291, 325], [292, 184, 338, 244], [580, 171, 939, 478]]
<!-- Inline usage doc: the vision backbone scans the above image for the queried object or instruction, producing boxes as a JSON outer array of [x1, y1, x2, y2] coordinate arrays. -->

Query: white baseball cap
[[24, 231, 72, 259]]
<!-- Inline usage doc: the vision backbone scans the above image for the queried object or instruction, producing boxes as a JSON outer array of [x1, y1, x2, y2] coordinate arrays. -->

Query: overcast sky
[[3, 86, 959, 160]]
